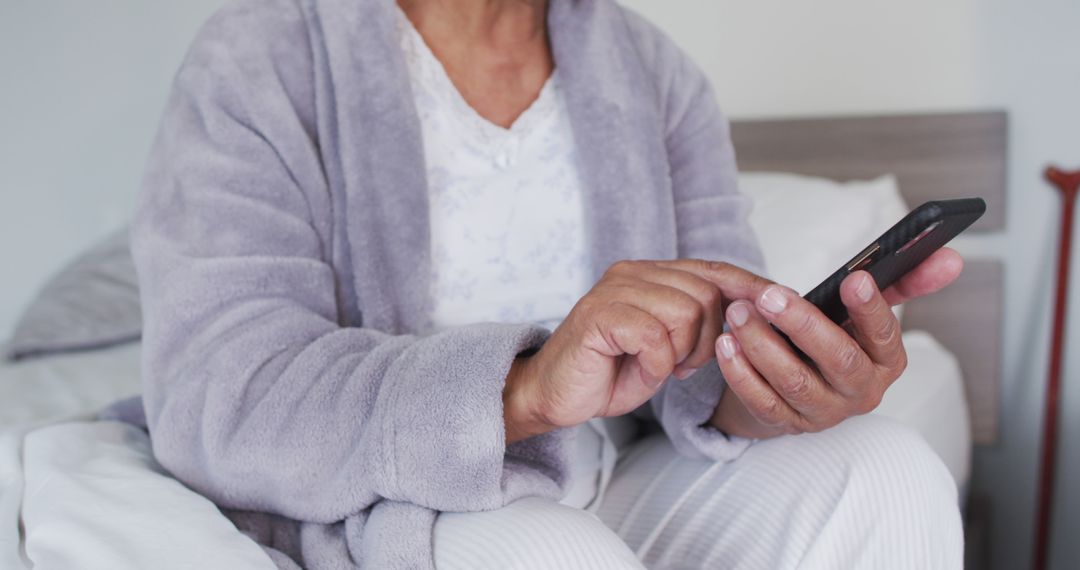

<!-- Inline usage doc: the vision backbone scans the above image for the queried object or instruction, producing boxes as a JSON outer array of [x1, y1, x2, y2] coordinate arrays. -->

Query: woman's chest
[[418, 78, 592, 331]]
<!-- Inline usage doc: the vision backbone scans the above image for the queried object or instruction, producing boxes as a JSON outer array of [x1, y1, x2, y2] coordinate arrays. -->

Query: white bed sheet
[[874, 330, 972, 490], [21, 421, 275, 570], [0, 344, 144, 570], [0, 343, 142, 431], [0, 332, 971, 569]]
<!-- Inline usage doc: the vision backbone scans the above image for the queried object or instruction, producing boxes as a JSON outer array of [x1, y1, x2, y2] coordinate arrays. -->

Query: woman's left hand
[[711, 248, 964, 439]]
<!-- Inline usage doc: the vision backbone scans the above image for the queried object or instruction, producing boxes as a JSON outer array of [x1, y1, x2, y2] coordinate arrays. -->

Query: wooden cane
[[1033, 166, 1080, 570]]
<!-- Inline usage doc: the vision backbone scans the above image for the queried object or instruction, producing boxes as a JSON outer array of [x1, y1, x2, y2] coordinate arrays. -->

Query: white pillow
[[739, 172, 909, 316]]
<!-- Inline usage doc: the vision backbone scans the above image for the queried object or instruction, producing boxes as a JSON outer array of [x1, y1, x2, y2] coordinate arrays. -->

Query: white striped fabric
[[433, 415, 963, 569], [434, 497, 645, 570]]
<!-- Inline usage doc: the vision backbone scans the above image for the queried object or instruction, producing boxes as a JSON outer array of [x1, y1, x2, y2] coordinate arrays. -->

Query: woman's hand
[[711, 248, 964, 439], [504, 259, 773, 443]]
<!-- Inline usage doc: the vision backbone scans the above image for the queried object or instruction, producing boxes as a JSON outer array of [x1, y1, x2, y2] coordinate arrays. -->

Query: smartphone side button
[[847, 243, 881, 272]]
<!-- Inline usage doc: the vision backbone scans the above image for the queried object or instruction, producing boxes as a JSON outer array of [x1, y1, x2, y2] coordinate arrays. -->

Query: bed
[[0, 110, 1007, 569]]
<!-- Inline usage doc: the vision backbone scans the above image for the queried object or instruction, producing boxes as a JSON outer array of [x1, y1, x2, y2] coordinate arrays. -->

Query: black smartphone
[[802, 197, 986, 326]]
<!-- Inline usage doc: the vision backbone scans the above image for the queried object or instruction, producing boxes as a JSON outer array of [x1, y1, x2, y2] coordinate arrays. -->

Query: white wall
[[0, 0, 223, 340], [1, 0, 1078, 568], [619, 0, 1080, 568], [624, 0, 984, 119]]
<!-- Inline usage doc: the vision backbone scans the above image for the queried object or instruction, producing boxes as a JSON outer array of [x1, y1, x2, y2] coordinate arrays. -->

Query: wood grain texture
[[902, 260, 1002, 445], [730, 111, 1007, 231]]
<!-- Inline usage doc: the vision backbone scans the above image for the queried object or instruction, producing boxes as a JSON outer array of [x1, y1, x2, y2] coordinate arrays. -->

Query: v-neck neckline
[[336, 0, 678, 333], [394, 5, 558, 143]]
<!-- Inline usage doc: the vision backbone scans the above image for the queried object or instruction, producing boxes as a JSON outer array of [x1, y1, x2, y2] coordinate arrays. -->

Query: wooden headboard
[[730, 111, 1007, 445]]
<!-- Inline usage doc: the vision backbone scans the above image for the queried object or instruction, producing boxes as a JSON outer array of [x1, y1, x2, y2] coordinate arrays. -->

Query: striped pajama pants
[[433, 415, 963, 569]]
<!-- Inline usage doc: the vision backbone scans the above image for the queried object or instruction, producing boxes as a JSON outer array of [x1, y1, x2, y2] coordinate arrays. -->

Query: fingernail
[[717, 335, 737, 359], [728, 302, 750, 327], [675, 367, 699, 380], [642, 369, 665, 389], [759, 286, 788, 314], [856, 274, 874, 303]]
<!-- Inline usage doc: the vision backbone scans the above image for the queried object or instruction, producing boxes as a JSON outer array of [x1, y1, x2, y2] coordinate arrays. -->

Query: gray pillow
[[8, 229, 142, 360]]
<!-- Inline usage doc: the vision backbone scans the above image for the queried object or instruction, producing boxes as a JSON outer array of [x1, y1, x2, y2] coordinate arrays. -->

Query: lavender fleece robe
[[127, 0, 765, 566]]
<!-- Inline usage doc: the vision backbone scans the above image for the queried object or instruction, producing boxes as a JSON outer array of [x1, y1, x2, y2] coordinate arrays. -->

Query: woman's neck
[[397, 0, 548, 52], [396, 0, 554, 129]]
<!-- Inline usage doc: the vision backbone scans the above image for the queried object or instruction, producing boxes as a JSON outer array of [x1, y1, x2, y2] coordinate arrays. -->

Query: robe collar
[[322, 0, 676, 333]]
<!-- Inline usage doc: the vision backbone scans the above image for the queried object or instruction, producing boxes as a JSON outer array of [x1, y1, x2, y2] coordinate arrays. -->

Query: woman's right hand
[[503, 259, 773, 443]]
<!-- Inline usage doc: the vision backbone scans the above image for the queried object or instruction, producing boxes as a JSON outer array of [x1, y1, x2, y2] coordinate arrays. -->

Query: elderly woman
[[132, 0, 965, 567]]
